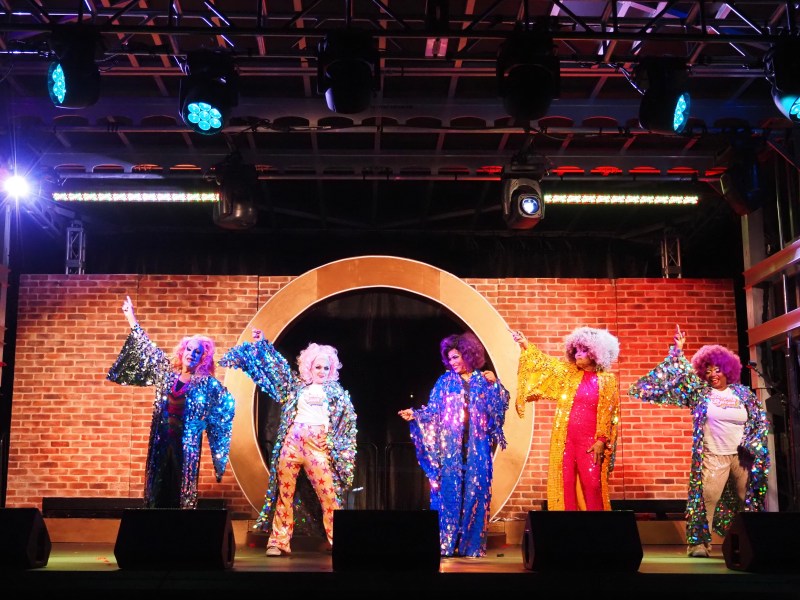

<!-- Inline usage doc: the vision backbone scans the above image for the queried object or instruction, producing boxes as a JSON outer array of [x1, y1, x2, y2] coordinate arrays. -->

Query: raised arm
[[122, 295, 139, 328]]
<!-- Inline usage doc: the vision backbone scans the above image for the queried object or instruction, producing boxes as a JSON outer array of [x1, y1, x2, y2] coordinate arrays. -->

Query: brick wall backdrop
[[6, 274, 740, 523]]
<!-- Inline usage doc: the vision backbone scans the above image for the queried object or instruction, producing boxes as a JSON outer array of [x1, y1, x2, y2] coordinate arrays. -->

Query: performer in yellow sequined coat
[[513, 327, 620, 511]]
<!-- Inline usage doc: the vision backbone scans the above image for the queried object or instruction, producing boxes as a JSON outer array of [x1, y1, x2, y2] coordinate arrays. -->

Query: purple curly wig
[[297, 342, 342, 384], [564, 327, 620, 371], [690, 344, 742, 384], [440, 332, 486, 371], [171, 335, 217, 377]]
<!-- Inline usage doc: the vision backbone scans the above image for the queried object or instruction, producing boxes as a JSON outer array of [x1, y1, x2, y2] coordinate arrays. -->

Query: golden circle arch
[[225, 255, 534, 518]]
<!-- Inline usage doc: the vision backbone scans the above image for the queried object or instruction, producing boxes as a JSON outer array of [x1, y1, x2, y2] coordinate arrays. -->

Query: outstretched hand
[[673, 324, 686, 351], [121, 295, 138, 328], [398, 408, 415, 422], [510, 329, 529, 349]]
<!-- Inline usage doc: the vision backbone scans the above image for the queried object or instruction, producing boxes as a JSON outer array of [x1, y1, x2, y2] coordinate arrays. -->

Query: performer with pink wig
[[107, 296, 235, 509], [513, 326, 620, 511], [221, 329, 357, 557], [629, 325, 770, 558]]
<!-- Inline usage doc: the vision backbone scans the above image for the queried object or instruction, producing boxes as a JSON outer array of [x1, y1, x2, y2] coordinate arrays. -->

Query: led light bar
[[545, 194, 698, 205], [52, 191, 219, 203]]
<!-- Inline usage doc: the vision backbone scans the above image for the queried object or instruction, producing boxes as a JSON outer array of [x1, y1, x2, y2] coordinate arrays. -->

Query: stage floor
[[5, 543, 800, 598]]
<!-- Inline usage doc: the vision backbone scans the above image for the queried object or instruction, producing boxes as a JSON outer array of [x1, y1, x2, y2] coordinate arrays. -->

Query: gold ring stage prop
[[224, 255, 533, 518]]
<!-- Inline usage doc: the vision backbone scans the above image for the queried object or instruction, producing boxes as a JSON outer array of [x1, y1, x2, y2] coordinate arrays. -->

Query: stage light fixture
[[637, 57, 691, 134], [317, 30, 380, 114], [497, 28, 560, 123], [179, 50, 239, 135], [212, 155, 259, 230], [502, 173, 545, 230], [765, 40, 800, 123], [46, 27, 102, 109]]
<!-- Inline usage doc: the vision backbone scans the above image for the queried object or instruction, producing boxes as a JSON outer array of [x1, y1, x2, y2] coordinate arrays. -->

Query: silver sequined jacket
[[107, 324, 236, 509]]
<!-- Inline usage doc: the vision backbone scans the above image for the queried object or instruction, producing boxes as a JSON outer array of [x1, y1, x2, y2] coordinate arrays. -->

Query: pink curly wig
[[564, 327, 620, 371], [440, 332, 486, 371], [297, 342, 342, 384], [171, 335, 217, 377], [690, 344, 742, 384]]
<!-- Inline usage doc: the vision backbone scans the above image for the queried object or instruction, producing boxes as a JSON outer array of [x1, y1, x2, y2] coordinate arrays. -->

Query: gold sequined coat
[[516, 343, 620, 510]]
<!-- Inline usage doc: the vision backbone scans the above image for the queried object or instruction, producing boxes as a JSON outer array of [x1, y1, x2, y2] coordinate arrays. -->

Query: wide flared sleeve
[[107, 324, 171, 388], [219, 338, 294, 401], [515, 343, 571, 417], [485, 377, 510, 449], [408, 373, 452, 483], [202, 377, 237, 482], [326, 382, 358, 491], [627, 346, 704, 408]]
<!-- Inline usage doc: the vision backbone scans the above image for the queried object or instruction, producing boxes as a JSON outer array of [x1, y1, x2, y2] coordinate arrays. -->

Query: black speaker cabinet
[[114, 508, 235, 570], [722, 512, 800, 572], [0, 508, 52, 569], [332, 509, 440, 571], [523, 510, 642, 572]]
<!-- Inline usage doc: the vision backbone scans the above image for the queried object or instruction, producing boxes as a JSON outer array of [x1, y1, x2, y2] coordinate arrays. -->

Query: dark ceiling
[[1, 1, 798, 278]]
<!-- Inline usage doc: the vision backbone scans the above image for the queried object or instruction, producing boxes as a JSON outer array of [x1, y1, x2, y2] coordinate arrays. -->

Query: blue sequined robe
[[107, 324, 236, 509], [409, 370, 509, 557], [628, 346, 770, 546], [219, 339, 357, 533]]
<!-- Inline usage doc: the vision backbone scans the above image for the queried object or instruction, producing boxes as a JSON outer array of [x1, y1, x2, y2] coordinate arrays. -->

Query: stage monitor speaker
[[114, 508, 235, 570], [523, 510, 642, 572], [0, 508, 52, 569], [332, 509, 440, 572], [722, 511, 800, 572]]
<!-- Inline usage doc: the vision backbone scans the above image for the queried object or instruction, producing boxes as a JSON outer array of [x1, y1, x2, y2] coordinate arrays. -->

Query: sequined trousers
[[268, 423, 340, 552]]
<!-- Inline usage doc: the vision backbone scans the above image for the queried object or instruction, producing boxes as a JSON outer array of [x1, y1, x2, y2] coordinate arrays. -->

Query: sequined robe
[[409, 370, 509, 557], [516, 343, 619, 510], [107, 325, 236, 509], [219, 339, 357, 533], [628, 346, 770, 545]]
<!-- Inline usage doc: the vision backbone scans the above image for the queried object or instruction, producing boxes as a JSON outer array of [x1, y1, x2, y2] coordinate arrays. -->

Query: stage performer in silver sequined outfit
[[629, 325, 770, 558], [221, 329, 357, 557], [107, 295, 235, 509]]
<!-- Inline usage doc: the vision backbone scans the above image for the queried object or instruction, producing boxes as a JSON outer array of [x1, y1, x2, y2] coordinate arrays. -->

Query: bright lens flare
[[4, 175, 31, 199]]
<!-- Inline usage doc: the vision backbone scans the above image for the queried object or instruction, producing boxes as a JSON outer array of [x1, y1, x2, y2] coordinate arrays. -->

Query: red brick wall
[[6, 274, 738, 522]]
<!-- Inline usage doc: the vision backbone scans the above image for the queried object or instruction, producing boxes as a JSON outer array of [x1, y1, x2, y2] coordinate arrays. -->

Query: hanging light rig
[[178, 50, 239, 135], [46, 26, 103, 109]]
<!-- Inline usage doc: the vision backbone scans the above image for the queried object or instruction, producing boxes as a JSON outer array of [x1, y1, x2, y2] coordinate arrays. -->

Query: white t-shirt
[[704, 387, 747, 455], [294, 383, 330, 427]]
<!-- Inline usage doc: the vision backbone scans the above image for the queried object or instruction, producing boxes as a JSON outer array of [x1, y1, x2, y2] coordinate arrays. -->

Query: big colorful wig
[[171, 335, 217, 377], [690, 344, 742, 384], [564, 327, 620, 372], [297, 342, 342, 383], [440, 331, 486, 371]]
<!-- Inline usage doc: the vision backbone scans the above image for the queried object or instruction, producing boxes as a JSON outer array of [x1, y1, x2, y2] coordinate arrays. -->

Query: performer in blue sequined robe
[[399, 332, 509, 557], [220, 332, 357, 555], [107, 296, 235, 509], [628, 325, 770, 557]]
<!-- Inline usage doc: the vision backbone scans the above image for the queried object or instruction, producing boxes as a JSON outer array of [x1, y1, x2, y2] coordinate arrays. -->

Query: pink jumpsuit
[[562, 371, 604, 510]]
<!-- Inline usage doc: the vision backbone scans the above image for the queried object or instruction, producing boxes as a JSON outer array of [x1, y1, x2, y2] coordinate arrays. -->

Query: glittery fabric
[[269, 423, 340, 551], [516, 343, 619, 511], [219, 339, 357, 540], [628, 346, 770, 545], [408, 370, 509, 557], [107, 325, 236, 509]]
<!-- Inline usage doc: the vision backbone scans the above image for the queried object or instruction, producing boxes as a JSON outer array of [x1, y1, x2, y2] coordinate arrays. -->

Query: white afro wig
[[564, 326, 620, 371]]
